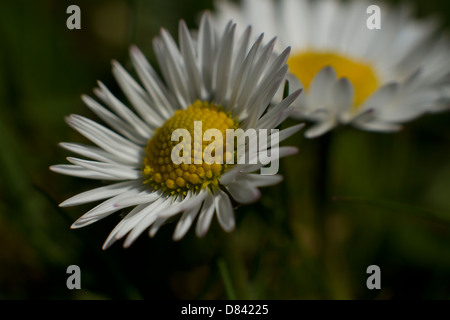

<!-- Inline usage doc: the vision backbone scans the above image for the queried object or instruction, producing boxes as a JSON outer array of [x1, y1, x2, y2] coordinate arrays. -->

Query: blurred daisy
[[215, 0, 450, 137], [50, 13, 302, 248]]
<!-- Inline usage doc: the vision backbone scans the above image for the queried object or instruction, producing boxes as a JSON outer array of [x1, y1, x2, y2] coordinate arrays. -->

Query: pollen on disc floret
[[142, 100, 238, 195]]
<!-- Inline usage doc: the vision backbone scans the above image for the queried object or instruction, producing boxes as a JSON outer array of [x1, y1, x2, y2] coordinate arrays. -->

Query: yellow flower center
[[287, 51, 379, 109], [143, 100, 238, 195]]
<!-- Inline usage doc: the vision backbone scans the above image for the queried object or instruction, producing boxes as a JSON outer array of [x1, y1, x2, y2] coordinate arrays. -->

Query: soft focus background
[[1, 0, 450, 299]]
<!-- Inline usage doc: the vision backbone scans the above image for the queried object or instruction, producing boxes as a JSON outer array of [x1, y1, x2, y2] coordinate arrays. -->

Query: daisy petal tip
[[290, 147, 300, 155], [195, 228, 207, 239], [304, 130, 320, 139], [179, 19, 187, 28], [58, 200, 70, 208], [225, 224, 235, 233], [249, 190, 262, 204], [111, 59, 122, 70], [337, 77, 351, 86], [49, 165, 62, 173], [292, 88, 303, 97], [321, 65, 337, 77], [63, 115, 72, 124], [70, 221, 82, 229], [129, 44, 138, 52], [122, 239, 133, 249], [294, 122, 306, 131], [172, 232, 183, 242], [66, 156, 76, 163]]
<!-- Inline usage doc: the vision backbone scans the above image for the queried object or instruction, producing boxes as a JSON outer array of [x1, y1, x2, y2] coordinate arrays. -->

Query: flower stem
[[218, 232, 249, 300], [217, 258, 237, 300], [315, 132, 333, 242]]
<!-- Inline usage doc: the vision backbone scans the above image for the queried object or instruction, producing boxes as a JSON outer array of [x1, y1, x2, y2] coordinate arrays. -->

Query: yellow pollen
[[142, 100, 238, 195], [287, 51, 379, 109]]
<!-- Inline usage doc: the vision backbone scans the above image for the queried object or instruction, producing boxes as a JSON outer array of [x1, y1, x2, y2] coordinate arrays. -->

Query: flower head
[[50, 12, 302, 248], [215, 0, 450, 137]]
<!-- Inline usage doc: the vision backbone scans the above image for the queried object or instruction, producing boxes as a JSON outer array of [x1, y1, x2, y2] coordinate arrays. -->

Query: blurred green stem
[[217, 258, 237, 300], [218, 232, 249, 300], [315, 132, 353, 299], [315, 132, 333, 243]]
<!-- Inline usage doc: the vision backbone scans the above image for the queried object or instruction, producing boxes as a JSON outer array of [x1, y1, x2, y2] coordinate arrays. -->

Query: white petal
[[113, 201, 163, 240], [111, 191, 161, 209], [66, 114, 141, 164], [112, 60, 165, 127], [195, 192, 216, 238], [280, 0, 310, 49], [129, 45, 175, 118], [66, 157, 141, 180], [354, 120, 402, 132], [309, 66, 337, 108], [50, 164, 118, 180], [228, 33, 264, 115], [256, 89, 302, 129], [358, 83, 399, 114], [243, 64, 288, 128], [214, 189, 235, 232], [94, 82, 153, 138], [102, 203, 148, 250], [179, 20, 203, 100], [123, 198, 173, 248], [82, 94, 147, 145], [172, 202, 202, 241], [215, 23, 236, 105], [242, 146, 298, 173], [198, 12, 216, 95], [71, 190, 144, 228], [304, 120, 337, 138], [237, 173, 283, 187], [237, 37, 277, 112], [59, 181, 138, 207], [332, 77, 354, 115], [243, 0, 278, 42], [230, 26, 252, 86], [226, 180, 261, 204], [153, 30, 190, 107], [59, 142, 124, 164]]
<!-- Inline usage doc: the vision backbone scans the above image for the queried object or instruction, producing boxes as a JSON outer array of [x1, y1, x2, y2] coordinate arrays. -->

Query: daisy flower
[[214, 0, 450, 138], [50, 13, 303, 248]]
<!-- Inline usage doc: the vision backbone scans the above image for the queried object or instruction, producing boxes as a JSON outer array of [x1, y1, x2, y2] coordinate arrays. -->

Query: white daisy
[[214, 0, 450, 138], [50, 12, 303, 249]]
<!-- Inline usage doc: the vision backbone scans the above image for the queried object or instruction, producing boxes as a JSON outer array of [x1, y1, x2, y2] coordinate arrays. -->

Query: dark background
[[0, 0, 449, 299]]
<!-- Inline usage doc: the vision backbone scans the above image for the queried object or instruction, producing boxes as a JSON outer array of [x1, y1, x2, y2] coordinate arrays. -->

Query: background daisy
[[215, 0, 450, 137]]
